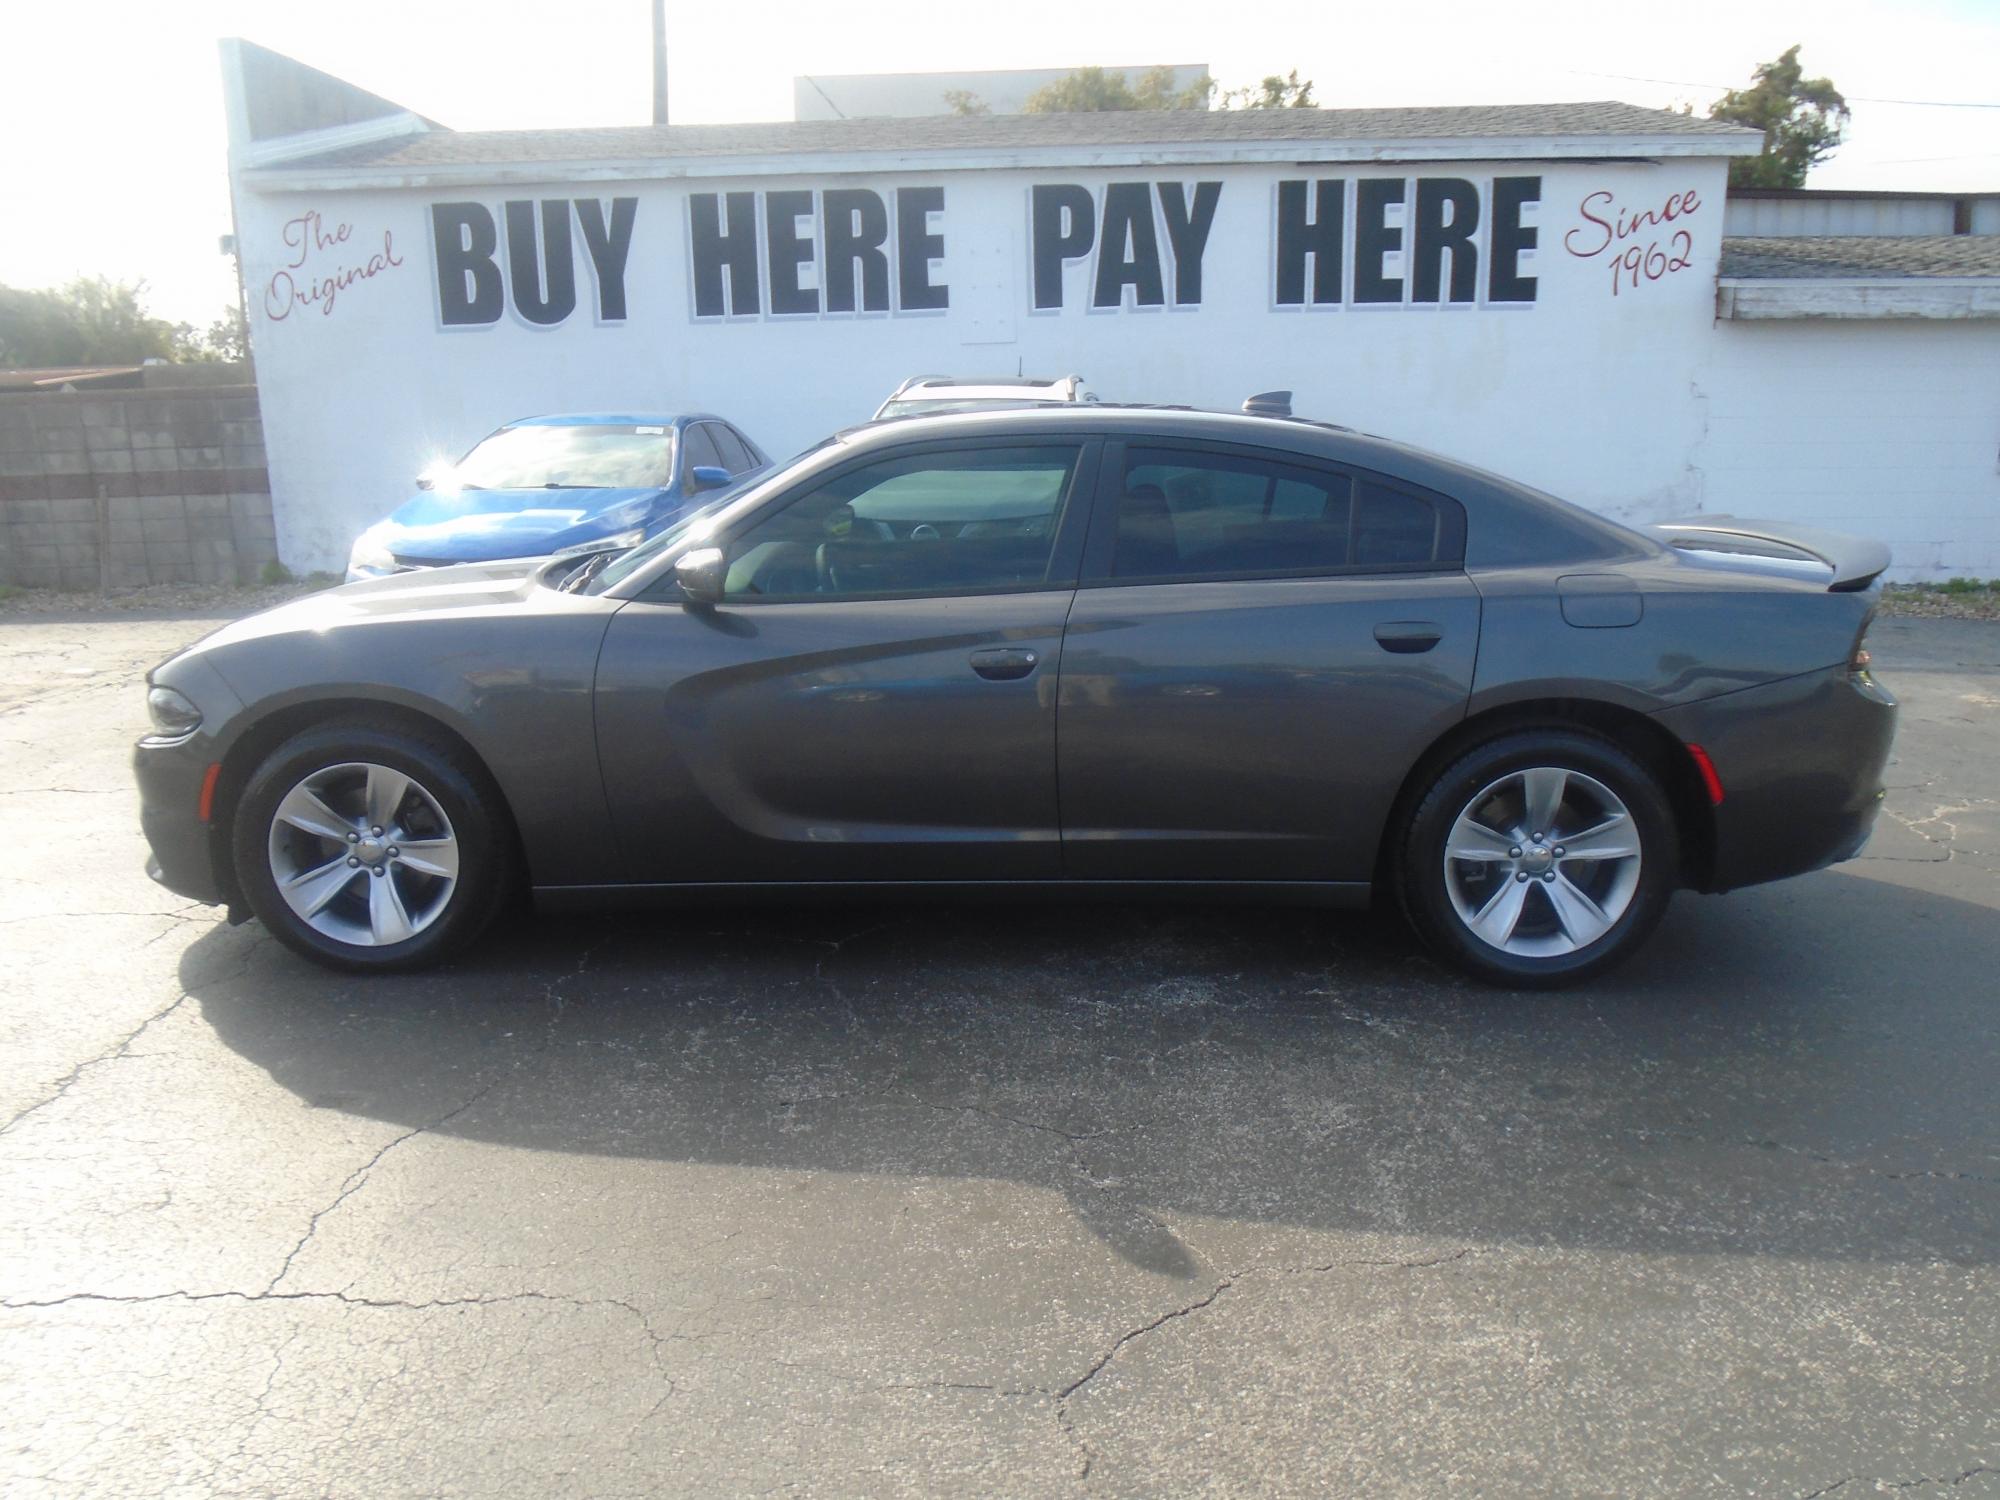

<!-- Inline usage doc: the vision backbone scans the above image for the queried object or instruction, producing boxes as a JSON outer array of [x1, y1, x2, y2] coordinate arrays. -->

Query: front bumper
[[133, 653, 246, 906], [135, 733, 229, 904], [1655, 663, 1897, 892]]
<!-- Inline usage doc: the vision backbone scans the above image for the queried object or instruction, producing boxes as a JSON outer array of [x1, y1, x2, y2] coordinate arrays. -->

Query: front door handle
[[969, 647, 1040, 681], [1373, 621, 1442, 654]]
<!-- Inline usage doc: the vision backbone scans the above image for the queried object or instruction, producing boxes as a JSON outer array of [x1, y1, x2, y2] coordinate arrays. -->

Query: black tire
[[1397, 728, 1678, 988], [232, 719, 516, 973]]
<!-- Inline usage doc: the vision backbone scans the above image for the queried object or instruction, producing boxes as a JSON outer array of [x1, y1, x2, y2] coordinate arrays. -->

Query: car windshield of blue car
[[451, 424, 675, 490]]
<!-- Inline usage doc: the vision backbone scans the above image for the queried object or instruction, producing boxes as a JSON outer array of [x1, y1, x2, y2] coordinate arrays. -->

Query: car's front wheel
[[232, 720, 514, 972], [1398, 728, 1677, 987]]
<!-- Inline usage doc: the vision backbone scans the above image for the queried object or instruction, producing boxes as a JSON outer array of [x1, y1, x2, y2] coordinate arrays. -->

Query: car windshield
[[451, 424, 675, 490], [581, 436, 845, 595]]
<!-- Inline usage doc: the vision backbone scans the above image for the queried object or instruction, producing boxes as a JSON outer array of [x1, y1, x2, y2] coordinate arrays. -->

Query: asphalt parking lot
[[2, 607, 1996, 1498]]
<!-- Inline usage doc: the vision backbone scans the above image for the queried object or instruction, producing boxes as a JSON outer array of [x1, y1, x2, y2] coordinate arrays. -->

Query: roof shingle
[[1719, 236, 2000, 280], [271, 100, 1757, 172]]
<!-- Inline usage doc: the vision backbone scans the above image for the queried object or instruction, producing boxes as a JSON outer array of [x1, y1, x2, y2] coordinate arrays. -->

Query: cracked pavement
[[1, 608, 1996, 1496]]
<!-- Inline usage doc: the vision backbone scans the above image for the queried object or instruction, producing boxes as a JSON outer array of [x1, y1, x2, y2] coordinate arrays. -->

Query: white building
[[222, 41, 2000, 579]]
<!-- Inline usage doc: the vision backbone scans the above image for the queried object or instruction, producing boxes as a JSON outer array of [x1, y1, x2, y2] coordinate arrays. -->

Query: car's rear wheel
[[1398, 729, 1677, 987], [232, 721, 514, 972]]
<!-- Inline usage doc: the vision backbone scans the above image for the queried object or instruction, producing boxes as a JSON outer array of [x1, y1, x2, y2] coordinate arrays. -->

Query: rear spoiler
[[1653, 515, 1891, 593]]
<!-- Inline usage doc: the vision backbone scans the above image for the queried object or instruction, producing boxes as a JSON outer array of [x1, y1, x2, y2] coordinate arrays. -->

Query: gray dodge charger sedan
[[135, 406, 1896, 986]]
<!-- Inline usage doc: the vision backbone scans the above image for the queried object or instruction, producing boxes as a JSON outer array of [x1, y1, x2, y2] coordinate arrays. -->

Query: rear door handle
[[1373, 621, 1442, 654], [970, 647, 1040, 681]]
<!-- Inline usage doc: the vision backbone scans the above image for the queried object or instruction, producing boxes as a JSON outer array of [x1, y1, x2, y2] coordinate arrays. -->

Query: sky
[[2, 0, 1995, 325]]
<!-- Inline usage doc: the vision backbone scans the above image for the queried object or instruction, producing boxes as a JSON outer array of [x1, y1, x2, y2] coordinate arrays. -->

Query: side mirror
[[688, 465, 732, 494], [674, 546, 726, 608]]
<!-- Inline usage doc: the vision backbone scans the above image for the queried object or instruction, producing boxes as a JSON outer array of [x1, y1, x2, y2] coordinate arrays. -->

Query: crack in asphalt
[[1040, 1246, 1480, 1477], [1870, 796, 1996, 869], [1056, 1279, 1235, 1401], [263, 1084, 499, 1295], [0, 992, 192, 1137], [1802, 1467, 1997, 1498], [1, 926, 260, 1138], [1624, 1127, 1996, 1188], [4, 1286, 662, 1317]]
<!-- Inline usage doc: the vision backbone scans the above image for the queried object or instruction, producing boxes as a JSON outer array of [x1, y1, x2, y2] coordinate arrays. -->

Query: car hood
[[189, 558, 578, 656], [377, 486, 665, 560]]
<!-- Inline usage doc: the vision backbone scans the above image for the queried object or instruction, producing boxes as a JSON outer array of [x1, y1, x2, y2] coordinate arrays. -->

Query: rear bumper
[[1654, 664, 1897, 892]]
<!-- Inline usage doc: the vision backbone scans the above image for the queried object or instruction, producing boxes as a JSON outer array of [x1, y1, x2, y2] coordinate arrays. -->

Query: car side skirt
[[532, 879, 1375, 913]]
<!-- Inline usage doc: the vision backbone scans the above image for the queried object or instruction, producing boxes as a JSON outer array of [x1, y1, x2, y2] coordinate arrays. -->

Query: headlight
[[346, 529, 398, 581], [552, 527, 646, 559], [146, 685, 203, 738]]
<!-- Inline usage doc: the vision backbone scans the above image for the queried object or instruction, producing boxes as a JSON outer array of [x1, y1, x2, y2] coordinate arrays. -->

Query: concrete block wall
[[0, 387, 277, 591], [1695, 321, 2000, 582]]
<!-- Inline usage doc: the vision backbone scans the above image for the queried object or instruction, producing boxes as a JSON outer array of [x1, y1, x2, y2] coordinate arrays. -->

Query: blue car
[[346, 412, 770, 580]]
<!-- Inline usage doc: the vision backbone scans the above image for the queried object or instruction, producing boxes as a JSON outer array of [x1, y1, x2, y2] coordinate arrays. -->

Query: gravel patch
[[0, 578, 338, 618], [1880, 585, 2000, 622]]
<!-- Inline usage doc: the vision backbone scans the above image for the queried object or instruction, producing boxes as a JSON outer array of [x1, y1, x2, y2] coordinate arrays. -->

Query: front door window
[[721, 446, 1082, 601]]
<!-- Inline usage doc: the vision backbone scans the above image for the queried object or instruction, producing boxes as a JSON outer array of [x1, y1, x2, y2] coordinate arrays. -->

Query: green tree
[[942, 88, 990, 116], [1024, 66, 1146, 113], [1023, 65, 1306, 113], [0, 276, 181, 367], [1219, 70, 1315, 110], [1132, 66, 1216, 110], [171, 305, 250, 363], [1709, 45, 1849, 188]]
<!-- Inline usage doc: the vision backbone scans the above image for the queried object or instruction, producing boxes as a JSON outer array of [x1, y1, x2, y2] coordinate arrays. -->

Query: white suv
[[873, 374, 1092, 422]]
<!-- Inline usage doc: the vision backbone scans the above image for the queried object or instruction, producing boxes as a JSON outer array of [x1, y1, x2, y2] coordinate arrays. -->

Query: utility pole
[[651, 0, 668, 125]]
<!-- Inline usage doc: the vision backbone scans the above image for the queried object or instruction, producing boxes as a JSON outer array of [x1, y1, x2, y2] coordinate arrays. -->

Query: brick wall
[[0, 387, 278, 591]]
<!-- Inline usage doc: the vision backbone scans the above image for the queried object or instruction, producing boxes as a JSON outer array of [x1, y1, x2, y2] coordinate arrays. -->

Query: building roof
[[1719, 236, 2000, 281], [0, 366, 147, 392], [248, 100, 1761, 185]]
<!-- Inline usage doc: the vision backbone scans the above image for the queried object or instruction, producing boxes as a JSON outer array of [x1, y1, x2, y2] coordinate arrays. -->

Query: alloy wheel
[[1441, 765, 1643, 959], [265, 761, 461, 947]]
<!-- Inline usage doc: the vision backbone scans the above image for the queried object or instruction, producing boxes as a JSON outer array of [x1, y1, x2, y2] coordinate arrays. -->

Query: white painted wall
[[236, 156, 1741, 572], [1722, 195, 1962, 238], [1693, 319, 2000, 580]]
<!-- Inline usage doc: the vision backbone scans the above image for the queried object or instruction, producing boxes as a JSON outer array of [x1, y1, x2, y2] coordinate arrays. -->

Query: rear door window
[[712, 424, 757, 472], [1101, 447, 1459, 581], [681, 422, 724, 476]]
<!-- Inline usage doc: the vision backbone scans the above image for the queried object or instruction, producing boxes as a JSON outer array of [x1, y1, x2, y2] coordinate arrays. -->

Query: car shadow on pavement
[[180, 869, 2000, 1275]]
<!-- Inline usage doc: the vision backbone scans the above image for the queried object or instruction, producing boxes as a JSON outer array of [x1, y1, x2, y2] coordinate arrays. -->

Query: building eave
[[238, 130, 1758, 194], [236, 110, 434, 170], [1716, 277, 2000, 321]]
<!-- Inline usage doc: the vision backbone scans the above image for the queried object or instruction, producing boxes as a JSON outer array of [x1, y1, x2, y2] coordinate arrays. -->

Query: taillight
[[1850, 615, 1875, 675]]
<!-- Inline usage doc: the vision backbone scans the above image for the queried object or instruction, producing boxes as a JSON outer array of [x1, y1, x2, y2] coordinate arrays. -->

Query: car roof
[[886, 386, 1084, 404], [508, 412, 725, 428], [894, 374, 1079, 390]]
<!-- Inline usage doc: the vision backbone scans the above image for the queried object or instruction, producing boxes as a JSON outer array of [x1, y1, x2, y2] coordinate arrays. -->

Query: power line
[[1569, 68, 2000, 109], [801, 76, 847, 120]]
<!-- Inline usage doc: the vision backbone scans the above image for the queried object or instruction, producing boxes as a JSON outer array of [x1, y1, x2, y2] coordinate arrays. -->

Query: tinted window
[[681, 422, 724, 475], [1109, 448, 1451, 579], [722, 445, 1079, 601], [1353, 478, 1444, 567], [712, 424, 757, 472]]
